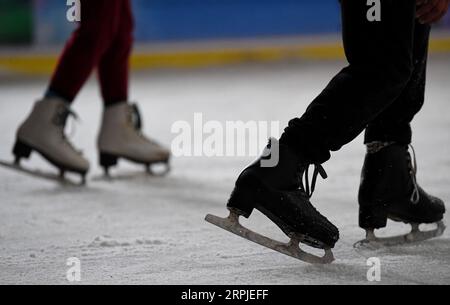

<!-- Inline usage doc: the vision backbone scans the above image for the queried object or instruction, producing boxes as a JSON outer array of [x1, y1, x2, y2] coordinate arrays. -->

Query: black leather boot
[[359, 143, 445, 230], [227, 139, 339, 249]]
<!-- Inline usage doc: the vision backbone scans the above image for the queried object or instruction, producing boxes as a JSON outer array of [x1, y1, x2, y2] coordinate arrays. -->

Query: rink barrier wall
[[1, 37, 450, 76]]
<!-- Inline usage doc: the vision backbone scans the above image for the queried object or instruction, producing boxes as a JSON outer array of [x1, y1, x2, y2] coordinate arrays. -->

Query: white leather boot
[[13, 98, 90, 182], [97, 102, 171, 175]]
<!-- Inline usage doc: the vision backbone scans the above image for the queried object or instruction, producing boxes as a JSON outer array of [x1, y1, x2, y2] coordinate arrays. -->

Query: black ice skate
[[205, 138, 339, 264], [355, 142, 446, 248]]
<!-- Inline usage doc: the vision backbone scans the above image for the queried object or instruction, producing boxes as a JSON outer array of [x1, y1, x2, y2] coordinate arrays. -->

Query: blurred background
[[1, 1, 450, 285], [1, 0, 449, 77]]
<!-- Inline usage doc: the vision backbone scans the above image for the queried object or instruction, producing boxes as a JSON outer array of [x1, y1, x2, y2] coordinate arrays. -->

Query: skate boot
[[356, 142, 446, 247], [13, 98, 89, 184], [97, 102, 171, 176], [206, 138, 339, 264]]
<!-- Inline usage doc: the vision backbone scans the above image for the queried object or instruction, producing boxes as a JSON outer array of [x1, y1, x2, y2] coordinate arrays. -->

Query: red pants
[[49, 0, 133, 105]]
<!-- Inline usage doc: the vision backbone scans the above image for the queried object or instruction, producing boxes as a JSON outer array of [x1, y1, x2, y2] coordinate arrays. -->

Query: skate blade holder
[[0, 160, 86, 187], [97, 162, 171, 182], [12, 141, 87, 186], [101, 158, 171, 178], [58, 169, 87, 186], [145, 161, 171, 177], [205, 211, 335, 265], [354, 221, 446, 249]]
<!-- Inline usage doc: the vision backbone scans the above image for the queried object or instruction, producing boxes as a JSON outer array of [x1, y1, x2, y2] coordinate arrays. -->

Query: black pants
[[280, 0, 430, 164]]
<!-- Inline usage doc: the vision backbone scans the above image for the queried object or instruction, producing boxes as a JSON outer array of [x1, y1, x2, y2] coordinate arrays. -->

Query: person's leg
[[357, 21, 445, 233], [14, 0, 122, 179], [98, 0, 134, 107], [280, 0, 416, 165], [96, 0, 170, 174], [364, 21, 431, 145], [215, 0, 418, 257], [46, 0, 120, 103]]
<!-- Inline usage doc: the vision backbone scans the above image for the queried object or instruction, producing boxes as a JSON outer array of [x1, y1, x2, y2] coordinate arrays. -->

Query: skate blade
[[92, 166, 170, 182], [94, 161, 170, 181], [205, 212, 334, 264], [354, 221, 446, 249], [0, 160, 82, 187], [146, 162, 171, 177], [122, 155, 171, 177]]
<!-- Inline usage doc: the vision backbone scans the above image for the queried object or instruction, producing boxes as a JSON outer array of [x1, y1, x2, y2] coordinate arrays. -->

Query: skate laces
[[127, 103, 160, 145], [127, 103, 145, 139], [53, 104, 82, 155], [130, 104, 143, 131], [408, 145, 420, 204], [368, 142, 421, 204], [299, 164, 328, 198]]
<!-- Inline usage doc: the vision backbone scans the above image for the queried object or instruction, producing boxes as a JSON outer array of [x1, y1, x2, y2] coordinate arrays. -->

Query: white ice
[[0, 57, 449, 285]]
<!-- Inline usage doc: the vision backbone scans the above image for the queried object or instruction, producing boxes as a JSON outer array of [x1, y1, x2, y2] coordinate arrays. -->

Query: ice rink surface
[[1, 57, 449, 285]]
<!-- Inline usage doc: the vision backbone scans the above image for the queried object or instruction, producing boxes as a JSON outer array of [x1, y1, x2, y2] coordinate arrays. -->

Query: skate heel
[[227, 183, 258, 218], [13, 140, 32, 164], [359, 204, 388, 230], [99, 152, 118, 175]]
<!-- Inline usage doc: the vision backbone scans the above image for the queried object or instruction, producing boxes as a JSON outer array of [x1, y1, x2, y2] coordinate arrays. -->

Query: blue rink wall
[[131, 0, 342, 41], [35, 0, 341, 45], [34, 0, 450, 45], [2, 1, 450, 75]]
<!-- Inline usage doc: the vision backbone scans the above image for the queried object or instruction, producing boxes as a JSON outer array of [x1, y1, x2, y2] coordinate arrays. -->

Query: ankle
[[104, 100, 127, 108], [366, 141, 396, 154], [44, 89, 72, 104]]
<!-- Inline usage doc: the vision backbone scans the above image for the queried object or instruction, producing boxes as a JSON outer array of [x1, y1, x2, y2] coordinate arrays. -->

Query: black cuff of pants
[[279, 129, 331, 165], [364, 124, 412, 145]]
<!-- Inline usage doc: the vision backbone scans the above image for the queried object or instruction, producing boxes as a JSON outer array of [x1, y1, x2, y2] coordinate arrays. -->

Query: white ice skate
[[9, 98, 89, 184], [97, 102, 171, 176], [205, 211, 335, 265]]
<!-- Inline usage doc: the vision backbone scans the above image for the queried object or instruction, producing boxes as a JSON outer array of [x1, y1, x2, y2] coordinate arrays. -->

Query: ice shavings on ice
[[89, 236, 165, 248]]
